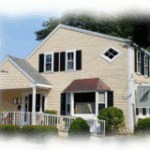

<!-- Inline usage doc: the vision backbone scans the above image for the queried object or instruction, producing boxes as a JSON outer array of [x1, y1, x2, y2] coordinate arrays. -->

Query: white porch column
[[70, 92, 74, 116], [32, 86, 36, 125], [105, 92, 108, 108], [40, 94, 42, 113], [95, 91, 99, 117]]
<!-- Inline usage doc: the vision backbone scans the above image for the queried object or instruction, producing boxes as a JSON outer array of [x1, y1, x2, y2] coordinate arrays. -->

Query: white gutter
[[128, 44, 134, 133]]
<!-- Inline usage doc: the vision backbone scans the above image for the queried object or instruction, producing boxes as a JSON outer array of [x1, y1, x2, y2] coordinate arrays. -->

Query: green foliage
[[135, 118, 150, 132], [22, 125, 58, 134], [146, 46, 150, 52], [98, 107, 125, 132], [0, 125, 20, 133], [69, 117, 90, 135], [44, 110, 57, 115]]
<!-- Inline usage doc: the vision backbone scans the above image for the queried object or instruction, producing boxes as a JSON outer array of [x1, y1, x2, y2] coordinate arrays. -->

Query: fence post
[[13, 111, 16, 125]]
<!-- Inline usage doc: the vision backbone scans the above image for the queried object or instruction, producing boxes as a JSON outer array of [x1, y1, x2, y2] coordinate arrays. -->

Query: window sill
[[144, 75, 149, 78], [136, 72, 141, 76]]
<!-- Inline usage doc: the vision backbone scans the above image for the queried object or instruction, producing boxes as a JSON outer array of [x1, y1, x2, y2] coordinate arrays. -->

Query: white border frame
[[101, 46, 121, 63], [136, 50, 141, 74], [44, 52, 54, 73], [65, 50, 76, 72]]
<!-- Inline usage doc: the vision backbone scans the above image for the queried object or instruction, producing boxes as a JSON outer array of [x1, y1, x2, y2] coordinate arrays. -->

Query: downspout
[[127, 38, 134, 133]]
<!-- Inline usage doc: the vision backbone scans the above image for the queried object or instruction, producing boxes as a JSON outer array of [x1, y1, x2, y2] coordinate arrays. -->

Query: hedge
[[135, 118, 150, 132], [69, 117, 90, 135], [0, 125, 20, 133], [44, 110, 57, 115], [98, 107, 125, 132], [22, 125, 58, 134]]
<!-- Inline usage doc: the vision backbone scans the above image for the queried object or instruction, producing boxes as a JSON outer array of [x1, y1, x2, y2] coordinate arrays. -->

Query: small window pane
[[98, 104, 105, 113], [142, 108, 146, 115], [138, 63, 141, 73], [46, 55, 52, 62], [98, 92, 105, 103], [136, 108, 139, 115], [104, 48, 119, 60], [138, 52, 141, 62], [67, 62, 74, 70], [46, 64, 51, 71]]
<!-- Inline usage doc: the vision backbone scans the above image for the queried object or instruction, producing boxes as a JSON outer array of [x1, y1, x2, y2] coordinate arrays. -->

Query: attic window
[[101, 46, 121, 63]]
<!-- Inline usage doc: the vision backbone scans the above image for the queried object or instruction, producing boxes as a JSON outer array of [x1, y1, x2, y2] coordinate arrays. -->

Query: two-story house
[[0, 24, 149, 133]]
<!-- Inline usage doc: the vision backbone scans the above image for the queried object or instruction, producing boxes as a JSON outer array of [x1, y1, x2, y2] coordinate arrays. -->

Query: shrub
[[22, 125, 58, 134], [98, 107, 125, 132], [69, 117, 90, 135], [135, 118, 150, 132], [0, 125, 20, 133], [44, 110, 57, 115]]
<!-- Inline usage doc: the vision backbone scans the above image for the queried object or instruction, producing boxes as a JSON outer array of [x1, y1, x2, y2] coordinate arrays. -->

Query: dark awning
[[63, 78, 110, 92]]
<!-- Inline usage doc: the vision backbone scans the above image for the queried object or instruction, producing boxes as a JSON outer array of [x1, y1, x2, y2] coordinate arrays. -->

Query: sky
[[1, 0, 150, 63]]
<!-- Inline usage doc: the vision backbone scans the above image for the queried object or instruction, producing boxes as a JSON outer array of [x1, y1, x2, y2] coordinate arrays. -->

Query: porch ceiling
[[63, 78, 111, 92]]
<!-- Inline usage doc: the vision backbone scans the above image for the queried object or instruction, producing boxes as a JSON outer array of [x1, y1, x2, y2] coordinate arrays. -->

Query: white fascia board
[[30, 83, 53, 88], [25, 24, 130, 61], [7, 56, 36, 83]]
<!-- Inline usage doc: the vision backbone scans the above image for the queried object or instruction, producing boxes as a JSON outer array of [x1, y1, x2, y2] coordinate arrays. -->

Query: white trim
[[101, 46, 121, 63], [70, 92, 74, 116], [95, 91, 99, 117], [25, 24, 129, 61], [36, 83, 53, 88], [44, 52, 54, 73], [136, 50, 141, 74], [105, 92, 107, 108], [65, 50, 76, 72], [128, 46, 134, 133]]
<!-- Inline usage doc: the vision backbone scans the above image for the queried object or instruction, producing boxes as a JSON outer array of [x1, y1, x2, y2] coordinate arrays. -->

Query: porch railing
[[0, 111, 105, 137]]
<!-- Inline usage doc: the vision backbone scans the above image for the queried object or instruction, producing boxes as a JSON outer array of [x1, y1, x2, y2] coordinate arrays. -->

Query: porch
[[0, 111, 105, 136]]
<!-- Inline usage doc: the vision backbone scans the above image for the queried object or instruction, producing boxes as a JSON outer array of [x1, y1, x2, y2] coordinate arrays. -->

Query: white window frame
[[144, 54, 149, 77], [136, 50, 141, 74], [65, 50, 76, 72], [101, 46, 121, 63], [44, 53, 54, 73]]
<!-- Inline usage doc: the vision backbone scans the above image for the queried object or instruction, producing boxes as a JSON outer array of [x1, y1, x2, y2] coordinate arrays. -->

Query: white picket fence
[[0, 111, 105, 136]]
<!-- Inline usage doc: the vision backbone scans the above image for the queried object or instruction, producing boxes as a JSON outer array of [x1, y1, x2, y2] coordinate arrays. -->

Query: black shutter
[[36, 94, 40, 112], [39, 54, 44, 73], [107, 91, 113, 107], [42, 96, 45, 112], [76, 50, 82, 70], [54, 52, 59, 72], [141, 52, 144, 75], [136, 108, 139, 115], [60, 93, 66, 115], [29, 94, 32, 112], [135, 49, 137, 72], [142, 108, 146, 115], [60, 52, 65, 71]]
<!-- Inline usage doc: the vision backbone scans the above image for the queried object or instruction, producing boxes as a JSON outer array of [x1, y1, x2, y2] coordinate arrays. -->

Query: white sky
[[1, 0, 150, 16]]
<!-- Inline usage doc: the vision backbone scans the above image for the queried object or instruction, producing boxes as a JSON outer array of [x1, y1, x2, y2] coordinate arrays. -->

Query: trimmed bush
[[69, 117, 90, 135], [22, 125, 58, 134], [135, 118, 150, 132], [44, 110, 57, 115], [98, 107, 125, 132], [0, 125, 20, 133]]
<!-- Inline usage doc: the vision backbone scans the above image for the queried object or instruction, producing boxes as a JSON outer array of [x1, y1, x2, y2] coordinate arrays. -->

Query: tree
[[34, 11, 150, 48]]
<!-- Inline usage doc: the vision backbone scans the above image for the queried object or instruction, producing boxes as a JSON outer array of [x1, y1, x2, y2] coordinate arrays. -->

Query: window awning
[[63, 78, 110, 92]]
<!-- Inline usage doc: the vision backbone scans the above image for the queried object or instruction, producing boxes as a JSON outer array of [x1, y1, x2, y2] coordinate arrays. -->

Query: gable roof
[[26, 24, 131, 60], [1, 55, 52, 87], [63, 78, 110, 92]]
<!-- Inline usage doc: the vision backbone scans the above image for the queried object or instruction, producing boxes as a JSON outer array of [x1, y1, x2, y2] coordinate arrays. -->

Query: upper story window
[[45, 53, 53, 72], [137, 50, 141, 73], [101, 46, 121, 63], [66, 51, 76, 71], [144, 54, 148, 77]]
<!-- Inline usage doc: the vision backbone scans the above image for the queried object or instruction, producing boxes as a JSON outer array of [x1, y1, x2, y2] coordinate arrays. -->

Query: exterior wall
[[0, 60, 31, 90], [1, 90, 22, 111], [27, 28, 129, 130]]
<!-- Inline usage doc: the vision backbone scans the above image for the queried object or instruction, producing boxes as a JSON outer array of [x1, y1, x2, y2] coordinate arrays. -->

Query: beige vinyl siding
[[27, 28, 129, 130], [1, 90, 22, 111], [0, 60, 31, 90]]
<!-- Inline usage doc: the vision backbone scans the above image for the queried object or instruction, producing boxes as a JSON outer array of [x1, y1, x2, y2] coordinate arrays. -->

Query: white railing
[[0, 111, 105, 137]]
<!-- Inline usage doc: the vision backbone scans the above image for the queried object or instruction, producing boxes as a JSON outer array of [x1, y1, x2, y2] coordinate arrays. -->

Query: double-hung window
[[66, 51, 76, 71], [98, 92, 106, 113], [137, 51, 141, 74], [144, 54, 148, 77], [45, 53, 53, 72]]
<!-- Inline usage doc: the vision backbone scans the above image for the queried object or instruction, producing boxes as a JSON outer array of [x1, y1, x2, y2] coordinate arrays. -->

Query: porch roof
[[63, 78, 111, 92], [8, 55, 52, 86]]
